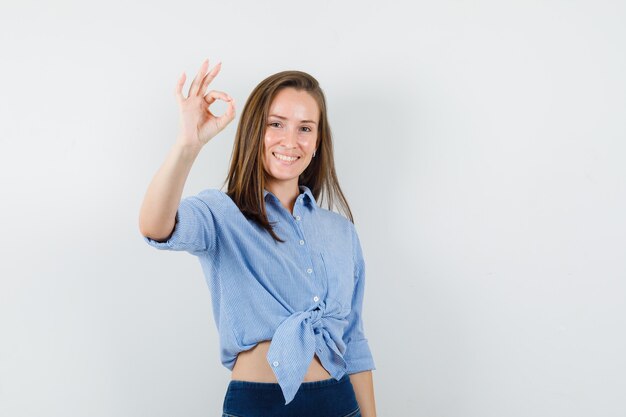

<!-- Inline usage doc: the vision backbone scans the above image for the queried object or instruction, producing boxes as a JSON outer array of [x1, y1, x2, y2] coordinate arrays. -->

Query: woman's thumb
[[217, 99, 236, 126]]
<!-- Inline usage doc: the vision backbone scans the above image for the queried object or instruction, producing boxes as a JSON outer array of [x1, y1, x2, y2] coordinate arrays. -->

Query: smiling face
[[263, 87, 320, 189]]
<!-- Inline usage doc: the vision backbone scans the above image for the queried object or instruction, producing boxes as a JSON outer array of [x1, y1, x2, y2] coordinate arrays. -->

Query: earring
[[313, 150, 316, 158]]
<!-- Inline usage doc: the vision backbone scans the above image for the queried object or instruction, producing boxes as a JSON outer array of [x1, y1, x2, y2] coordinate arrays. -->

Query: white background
[[1, 0, 625, 416]]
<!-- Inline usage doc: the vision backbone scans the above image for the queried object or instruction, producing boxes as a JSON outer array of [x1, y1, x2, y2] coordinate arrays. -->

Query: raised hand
[[174, 59, 236, 148]]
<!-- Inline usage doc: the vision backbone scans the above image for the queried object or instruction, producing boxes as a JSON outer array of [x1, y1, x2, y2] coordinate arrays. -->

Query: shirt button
[[313, 296, 319, 302], [299, 240, 304, 245], [273, 361, 279, 367], [307, 268, 313, 274], [295, 216, 301, 221]]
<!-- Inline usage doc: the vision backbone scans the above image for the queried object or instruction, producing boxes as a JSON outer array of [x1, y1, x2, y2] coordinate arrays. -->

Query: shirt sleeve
[[342, 224, 376, 374], [142, 190, 219, 255]]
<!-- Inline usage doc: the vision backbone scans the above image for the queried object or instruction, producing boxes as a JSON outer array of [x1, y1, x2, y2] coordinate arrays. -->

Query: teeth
[[274, 152, 299, 162]]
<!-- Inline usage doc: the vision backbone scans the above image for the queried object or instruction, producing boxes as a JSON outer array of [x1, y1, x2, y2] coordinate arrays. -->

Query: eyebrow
[[268, 114, 318, 125]]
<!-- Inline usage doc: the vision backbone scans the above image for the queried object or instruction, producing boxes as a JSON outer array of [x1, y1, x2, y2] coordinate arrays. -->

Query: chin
[[265, 161, 304, 180], [265, 166, 300, 181], [268, 173, 301, 182]]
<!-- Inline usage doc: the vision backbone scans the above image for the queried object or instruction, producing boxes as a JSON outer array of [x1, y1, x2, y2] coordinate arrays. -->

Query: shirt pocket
[[320, 250, 353, 315]]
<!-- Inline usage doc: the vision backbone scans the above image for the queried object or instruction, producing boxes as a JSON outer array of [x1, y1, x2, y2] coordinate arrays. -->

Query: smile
[[273, 152, 301, 165]]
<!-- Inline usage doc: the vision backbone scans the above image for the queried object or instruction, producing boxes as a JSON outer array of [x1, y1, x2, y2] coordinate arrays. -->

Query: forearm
[[138, 140, 201, 238], [349, 370, 377, 417]]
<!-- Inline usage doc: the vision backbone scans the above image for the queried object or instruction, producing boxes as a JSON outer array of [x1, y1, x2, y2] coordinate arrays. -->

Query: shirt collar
[[263, 185, 317, 210]]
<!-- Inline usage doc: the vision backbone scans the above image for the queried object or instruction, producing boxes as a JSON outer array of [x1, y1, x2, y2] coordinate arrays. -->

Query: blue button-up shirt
[[142, 185, 375, 405]]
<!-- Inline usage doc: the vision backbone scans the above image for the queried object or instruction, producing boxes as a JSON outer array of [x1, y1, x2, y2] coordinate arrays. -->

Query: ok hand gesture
[[175, 59, 236, 148]]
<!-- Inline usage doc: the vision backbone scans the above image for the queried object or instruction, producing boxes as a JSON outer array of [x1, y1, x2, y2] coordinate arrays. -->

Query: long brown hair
[[220, 70, 354, 243]]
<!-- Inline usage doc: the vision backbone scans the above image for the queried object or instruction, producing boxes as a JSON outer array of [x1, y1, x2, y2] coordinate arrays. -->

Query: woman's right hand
[[174, 59, 236, 149]]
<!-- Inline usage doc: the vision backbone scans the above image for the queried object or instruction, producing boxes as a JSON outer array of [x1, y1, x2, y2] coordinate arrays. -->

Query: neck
[[265, 179, 300, 213]]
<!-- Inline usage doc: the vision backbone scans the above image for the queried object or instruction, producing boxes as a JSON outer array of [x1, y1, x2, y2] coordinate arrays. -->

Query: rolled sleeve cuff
[[143, 232, 178, 250], [344, 338, 376, 374], [142, 200, 205, 253]]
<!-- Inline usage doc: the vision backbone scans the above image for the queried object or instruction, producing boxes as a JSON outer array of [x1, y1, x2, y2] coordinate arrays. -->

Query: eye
[[301, 126, 312, 132], [268, 122, 281, 127]]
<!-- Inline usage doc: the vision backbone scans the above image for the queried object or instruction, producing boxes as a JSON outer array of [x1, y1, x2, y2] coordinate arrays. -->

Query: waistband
[[227, 373, 348, 391]]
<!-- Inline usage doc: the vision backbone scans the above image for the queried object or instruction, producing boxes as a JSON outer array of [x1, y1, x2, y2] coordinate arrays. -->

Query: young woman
[[139, 59, 377, 417]]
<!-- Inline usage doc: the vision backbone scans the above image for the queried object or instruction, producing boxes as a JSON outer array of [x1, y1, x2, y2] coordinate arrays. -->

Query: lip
[[272, 152, 301, 166]]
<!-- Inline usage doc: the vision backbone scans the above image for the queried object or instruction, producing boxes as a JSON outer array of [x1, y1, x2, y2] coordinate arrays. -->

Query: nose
[[281, 127, 298, 147]]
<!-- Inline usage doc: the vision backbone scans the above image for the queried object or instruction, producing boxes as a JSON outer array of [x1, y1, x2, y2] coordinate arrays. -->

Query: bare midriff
[[231, 340, 332, 382]]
